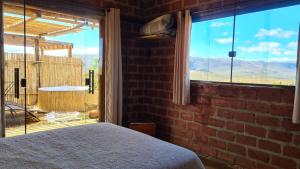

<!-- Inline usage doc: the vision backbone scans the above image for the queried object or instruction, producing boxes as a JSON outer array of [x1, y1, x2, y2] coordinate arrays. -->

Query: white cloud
[[239, 42, 282, 55], [222, 32, 229, 36], [215, 37, 232, 44], [287, 42, 297, 48], [210, 22, 231, 27], [269, 57, 297, 62], [283, 50, 296, 55], [255, 28, 296, 38], [4, 45, 100, 57], [190, 50, 198, 57]]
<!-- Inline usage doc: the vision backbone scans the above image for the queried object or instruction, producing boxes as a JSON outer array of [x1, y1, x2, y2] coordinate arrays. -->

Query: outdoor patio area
[[3, 3, 100, 137], [6, 111, 99, 137]]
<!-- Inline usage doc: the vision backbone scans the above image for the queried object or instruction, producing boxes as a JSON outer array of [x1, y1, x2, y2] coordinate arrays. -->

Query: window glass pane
[[233, 5, 300, 85], [190, 16, 233, 82]]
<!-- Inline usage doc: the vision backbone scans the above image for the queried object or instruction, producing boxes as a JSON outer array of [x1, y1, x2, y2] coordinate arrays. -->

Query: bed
[[0, 123, 204, 169]]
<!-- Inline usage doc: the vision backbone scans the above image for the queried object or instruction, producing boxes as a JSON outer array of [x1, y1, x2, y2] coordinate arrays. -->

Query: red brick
[[171, 127, 192, 138], [236, 156, 257, 169], [212, 98, 246, 110], [201, 84, 218, 95], [295, 135, 300, 145], [196, 96, 211, 105], [283, 146, 300, 159], [269, 104, 293, 117], [256, 163, 277, 169], [187, 122, 201, 131], [167, 110, 179, 118], [268, 130, 292, 142], [207, 118, 225, 128], [183, 0, 198, 7], [234, 111, 255, 123], [202, 126, 217, 136], [217, 130, 235, 141], [281, 89, 295, 104], [236, 134, 256, 147], [197, 145, 217, 157], [217, 85, 240, 97], [180, 112, 194, 121], [258, 140, 281, 153], [281, 118, 300, 131], [239, 87, 257, 100], [257, 88, 282, 102], [226, 122, 244, 132], [169, 1, 181, 11], [246, 101, 269, 113], [245, 125, 266, 138], [217, 109, 234, 119], [208, 138, 226, 149], [227, 143, 246, 155], [216, 150, 235, 163], [194, 113, 209, 124], [256, 115, 280, 127], [172, 119, 187, 129], [193, 134, 208, 144], [271, 155, 297, 169], [248, 148, 270, 163]]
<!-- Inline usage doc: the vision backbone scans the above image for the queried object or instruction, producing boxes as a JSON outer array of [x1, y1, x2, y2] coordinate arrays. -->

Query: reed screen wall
[[4, 53, 83, 105]]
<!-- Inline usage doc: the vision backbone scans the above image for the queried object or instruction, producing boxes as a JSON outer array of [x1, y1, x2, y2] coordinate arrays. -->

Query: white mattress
[[0, 123, 204, 169]]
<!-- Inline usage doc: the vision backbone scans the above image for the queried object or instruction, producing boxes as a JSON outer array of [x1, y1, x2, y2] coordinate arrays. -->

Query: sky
[[190, 4, 300, 62]]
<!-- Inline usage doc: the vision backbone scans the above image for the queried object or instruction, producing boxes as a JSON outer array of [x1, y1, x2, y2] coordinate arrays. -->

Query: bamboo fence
[[4, 53, 83, 106]]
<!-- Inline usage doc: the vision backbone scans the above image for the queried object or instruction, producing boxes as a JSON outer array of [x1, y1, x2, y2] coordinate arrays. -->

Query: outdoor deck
[[6, 112, 98, 137]]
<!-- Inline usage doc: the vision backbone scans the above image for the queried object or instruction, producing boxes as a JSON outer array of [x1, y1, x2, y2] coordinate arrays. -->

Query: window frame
[[190, 4, 300, 87]]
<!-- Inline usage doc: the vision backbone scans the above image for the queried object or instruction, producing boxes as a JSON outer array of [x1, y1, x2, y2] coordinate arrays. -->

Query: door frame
[[0, 0, 106, 137], [0, 0, 5, 137]]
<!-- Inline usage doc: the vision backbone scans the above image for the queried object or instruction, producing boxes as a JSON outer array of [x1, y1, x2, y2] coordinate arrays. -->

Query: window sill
[[190, 80, 295, 90]]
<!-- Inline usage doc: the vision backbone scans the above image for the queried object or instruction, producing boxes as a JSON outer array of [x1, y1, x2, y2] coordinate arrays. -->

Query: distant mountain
[[189, 57, 297, 80]]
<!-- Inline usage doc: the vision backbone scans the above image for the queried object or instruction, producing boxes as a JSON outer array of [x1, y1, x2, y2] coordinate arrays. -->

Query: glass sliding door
[[23, 8, 101, 134], [1, 1, 102, 137], [3, 1, 27, 137]]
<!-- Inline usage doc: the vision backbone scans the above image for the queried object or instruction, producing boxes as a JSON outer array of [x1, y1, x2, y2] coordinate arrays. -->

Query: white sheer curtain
[[173, 10, 192, 105], [104, 8, 123, 125], [293, 40, 300, 124]]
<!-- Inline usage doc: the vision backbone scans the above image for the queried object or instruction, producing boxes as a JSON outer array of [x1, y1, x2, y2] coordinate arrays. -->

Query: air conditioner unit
[[140, 14, 176, 37]]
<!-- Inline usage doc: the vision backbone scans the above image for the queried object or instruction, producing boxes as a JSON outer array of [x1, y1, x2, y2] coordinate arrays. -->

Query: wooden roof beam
[[39, 21, 86, 37], [5, 13, 40, 30]]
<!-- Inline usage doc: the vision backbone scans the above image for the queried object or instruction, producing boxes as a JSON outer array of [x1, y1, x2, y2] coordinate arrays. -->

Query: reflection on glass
[[3, 2, 102, 137]]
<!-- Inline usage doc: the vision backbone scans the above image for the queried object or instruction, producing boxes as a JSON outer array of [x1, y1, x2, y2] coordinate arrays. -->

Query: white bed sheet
[[0, 123, 204, 169]]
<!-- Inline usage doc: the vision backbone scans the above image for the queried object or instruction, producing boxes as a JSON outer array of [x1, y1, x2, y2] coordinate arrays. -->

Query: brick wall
[[140, 38, 300, 169], [79, 0, 300, 168]]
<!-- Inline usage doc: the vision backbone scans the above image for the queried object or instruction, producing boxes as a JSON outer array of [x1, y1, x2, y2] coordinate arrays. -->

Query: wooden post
[[34, 39, 41, 92], [99, 19, 105, 122], [41, 48, 44, 57], [0, 0, 6, 137], [68, 46, 72, 58]]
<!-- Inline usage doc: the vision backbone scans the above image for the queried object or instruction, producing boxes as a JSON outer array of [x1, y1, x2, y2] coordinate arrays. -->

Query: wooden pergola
[[3, 3, 99, 57]]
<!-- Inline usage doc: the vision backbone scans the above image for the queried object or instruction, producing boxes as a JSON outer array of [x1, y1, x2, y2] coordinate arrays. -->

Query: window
[[190, 5, 300, 85]]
